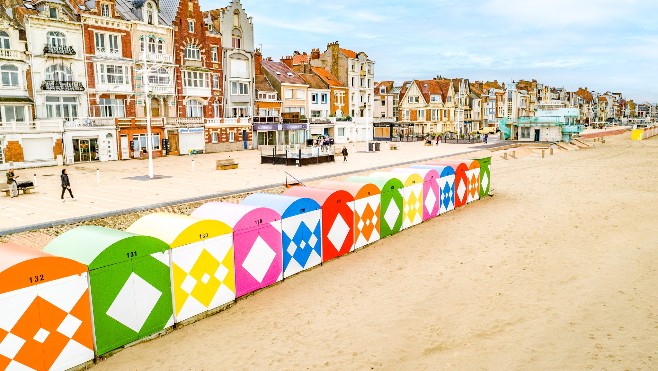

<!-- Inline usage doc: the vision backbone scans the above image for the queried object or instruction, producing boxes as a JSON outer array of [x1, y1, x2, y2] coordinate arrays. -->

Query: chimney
[[254, 48, 263, 76], [311, 48, 320, 60], [280, 55, 293, 68]]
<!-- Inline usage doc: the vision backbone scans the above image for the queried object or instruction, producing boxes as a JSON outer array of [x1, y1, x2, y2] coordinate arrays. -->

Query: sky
[[202, 0, 658, 103]]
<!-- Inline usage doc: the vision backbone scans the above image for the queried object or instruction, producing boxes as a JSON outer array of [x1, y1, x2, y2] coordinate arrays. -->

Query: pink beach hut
[[191, 202, 282, 298]]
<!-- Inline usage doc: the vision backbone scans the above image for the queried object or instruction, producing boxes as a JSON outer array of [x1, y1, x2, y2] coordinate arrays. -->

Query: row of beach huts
[[0, 157, 491, 370]]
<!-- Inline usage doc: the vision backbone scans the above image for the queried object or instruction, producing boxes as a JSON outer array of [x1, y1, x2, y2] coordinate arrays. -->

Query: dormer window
[[101, 3, 110, 17], [49, 7, 57, 19], [207, 23, 213, 32], [0, 31, 9, 50], [188, 20, 194, 33], [145, 2, 157, 25]]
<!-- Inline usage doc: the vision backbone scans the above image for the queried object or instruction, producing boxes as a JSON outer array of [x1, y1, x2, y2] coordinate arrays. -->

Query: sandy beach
[[55, 133, 658, 369]]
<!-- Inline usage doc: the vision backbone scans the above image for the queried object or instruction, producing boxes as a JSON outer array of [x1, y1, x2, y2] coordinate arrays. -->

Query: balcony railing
[[43, 45, 76, 56], [0, 120, 64, 132], [253, 116, 281, 123], [139, 53, 173, 64], [94, 48, 121, 58], [0, 49, 26, 60], [41, 80, 85, 91], [117, 117, 164, 126], [164, 117, 204, 126], [150, 85, 175, 94], [64, 118, 116, 128], [205, 117, 251, 125], [283, 117, 309, 124]]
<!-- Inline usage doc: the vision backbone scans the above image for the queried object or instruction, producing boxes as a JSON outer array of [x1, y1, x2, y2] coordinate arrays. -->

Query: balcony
[[41, 80, 85, 92], [0, 119, 64, 133], [253, 116, 280, 124], [0, 49, 26, 61], [64, 118, 116, 129], [149, 85, 175, 95], [43, 45, 76, 56], [116, 117, 164, 127], [137, 53, 173, 64], [94, 48, 122, 59], [205, 117, 251, 126], [164, 117, 204, 126]]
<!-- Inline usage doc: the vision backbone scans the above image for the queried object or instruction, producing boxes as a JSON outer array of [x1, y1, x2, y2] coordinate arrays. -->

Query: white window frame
[[186, 99, 203, 117], [188, 20, 195, 33], [2, 105, 25, 122], [101, 3, 110, 17], [311, 93, 318, 104], [284, 89, 293, 99], [212, 74, 219, 89], [98, 98, 126, 118], [402, 109, 410, 120], [96, 64, 129, 85], [228, 131, 235, 142], [47, 31, 66, 47], [211, 47, 218, 62], [231, 81, 248, 95], [183, 71, 208, 88], [184, 44, 200, 60], [296, 89, 305, 100], [0, 31, 9, 49], [0, 65, 19, 87], [211, 131, 219, 143]]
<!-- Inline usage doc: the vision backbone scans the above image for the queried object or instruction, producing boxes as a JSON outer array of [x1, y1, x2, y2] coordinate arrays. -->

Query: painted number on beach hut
[[127, 213, 235, 323], [0, 243, 95, 371], [317, 181, 381, 250], [191, 203, 283, 298], [241, 194, 322, 278], [410, 165, 456, 214], [45, 226, 174, 356], [283, 187, 355, 262], [347, 176, 404, 239]]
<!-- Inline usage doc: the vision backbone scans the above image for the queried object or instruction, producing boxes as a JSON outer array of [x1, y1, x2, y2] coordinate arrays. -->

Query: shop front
[[63, 123, 118, 163], [254, 123, 308, 148], [373, 122, 418, 142]]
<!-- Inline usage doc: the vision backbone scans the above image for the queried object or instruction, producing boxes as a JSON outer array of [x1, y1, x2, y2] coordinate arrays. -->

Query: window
[[381, 100, 385, 106], [430, 95, 440, 103], [379, 87, 385, 94], [284, 89, 293, 99], [212, 74, 219, 89], [188, 20, 194, 32], [146, 2, 155, 24], [95, 33, 120, 54], [133, 134, 160, 150], [207, 23, 213, 32], [520, 127, 531, 139], [417, 109, 425, 121], [45, 64, 71, 81], [211, 47, 218, 62], [211, 132, 219, 143], [0, 31, 9, 49], [186, 99, 203, 117], [231, 107, 248, 117], [94, 33, 104, 51], [311, 110, 321, 117], [147, 67, 169, 85], [338, 127, 345, 136], [139, 37, 144, 52], [321, 93, 328, 104], [157, 39, 164, 54], [431, 109, 439, 121], [213, 102, 220, 118], [447, 96, 452, 103], [228, 131, 235, 142], [49, 7, 57, 18], [96, 64, 129, 84], [402, 109, 410, 120], [47, 31, 66, 47], [231, 28, 241, 49], [311, 93, 318, 104], [233, 10, 240, 26], [148, 37, 156, 53], [99, 98, 125, 117], [335, 92, 344, 105], [183, 71, 208, 87], [231, 81, 248, 95], [101, 3, 110, 17], [1, 65, 19, 87], [46, 96, 78, 120], [184, 44, 200, 60], [3, 106, 25, 122], [296, 90, 305, 100]]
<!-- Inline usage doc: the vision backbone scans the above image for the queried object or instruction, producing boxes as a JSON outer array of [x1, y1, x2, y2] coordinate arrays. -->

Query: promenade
[[1, 140, 487, 234]]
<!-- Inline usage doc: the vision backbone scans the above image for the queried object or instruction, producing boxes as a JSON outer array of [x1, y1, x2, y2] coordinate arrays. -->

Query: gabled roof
[[484, 80, 502, 90], [470, 82, 484, 96], [311, 66, 344, 88], [292, 52, 309, 66], [575, 87, 593, 102], [115, 0, 170, 25], [255, 75, 275, 93], [340, 48, 357, 58], [261, 60, 306, 85], [417, 79, 449, 104], [157, 0, 181, 25], [399, 81, 412, 100], [299, 73, 328, 90], [375, 81, 393, 94]]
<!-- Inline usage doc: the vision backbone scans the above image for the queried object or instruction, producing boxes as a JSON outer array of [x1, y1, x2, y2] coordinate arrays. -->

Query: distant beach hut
[[391, 167, 441, 220], [191, 202, 282, 298], [409, 164, 456, 214], [283, 187, 355, 262], [471, 156, 492, 197], [45, 226, 174, 356], [0, 242, 95, 371], [316, 181, 381, 250], [426, 160, 469, 208], [127, 213, 235, 324], [347, 175, 404, 238], [370, 171, 424, 229], [241, 194, 322, 278]]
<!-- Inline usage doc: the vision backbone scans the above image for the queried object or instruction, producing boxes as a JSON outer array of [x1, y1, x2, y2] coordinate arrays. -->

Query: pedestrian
[[435, 134, 440, 145], [6, 167, 18, 198], [60, 169, 74, 201], [341, 146, 348, 162], [484, 133, 489, 144]]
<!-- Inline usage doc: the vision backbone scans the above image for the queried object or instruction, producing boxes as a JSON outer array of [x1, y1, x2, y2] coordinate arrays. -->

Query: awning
[[0, 96, 34, 103]]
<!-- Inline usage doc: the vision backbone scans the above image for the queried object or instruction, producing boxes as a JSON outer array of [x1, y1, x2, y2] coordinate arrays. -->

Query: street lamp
[[134, 48, 166, 179]]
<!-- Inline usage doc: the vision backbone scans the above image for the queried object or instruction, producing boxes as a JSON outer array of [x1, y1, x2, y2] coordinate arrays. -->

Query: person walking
[[60, 169, 74, 201], [341, 146, 348, 162], [6, 167, 18, 198], [435, 134, 440, 145], [484, 133, 489, 144]]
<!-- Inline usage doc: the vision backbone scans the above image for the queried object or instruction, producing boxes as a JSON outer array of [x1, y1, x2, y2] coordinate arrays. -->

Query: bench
[[2, 184, 35, 197], [389, 143, 399, 150], [216, 159, 238, 170]]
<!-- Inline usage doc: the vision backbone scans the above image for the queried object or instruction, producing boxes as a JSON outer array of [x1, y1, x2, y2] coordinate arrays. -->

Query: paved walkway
[[1, 141, 488, 235]]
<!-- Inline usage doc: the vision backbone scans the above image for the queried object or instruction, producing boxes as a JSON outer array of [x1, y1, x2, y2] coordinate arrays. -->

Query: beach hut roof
[[409, 164, 456, 177], [370, 171, 423, 186], [283, 186, 354, 206], [392, 167, 440, 181], [346, 175, 404, 191], [241, 193, 320, 218], [191, 202, 281, 231], [44, 226, 170, 270], [317, 181, 380, 199], [127, 213, 232, 248], [0, 242, 87, 294]]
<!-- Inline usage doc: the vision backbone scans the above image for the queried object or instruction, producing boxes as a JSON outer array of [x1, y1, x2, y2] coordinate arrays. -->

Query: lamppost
[[134, 48, 166, 179]]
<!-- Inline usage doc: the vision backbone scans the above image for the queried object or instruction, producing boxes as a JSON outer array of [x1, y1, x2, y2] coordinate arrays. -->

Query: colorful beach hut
[[241, 194, 322, 278], [409, 164, 456, 214], [370, 171, 424, 229], [471, 156, 492, 197], [191, 202, 282, 298], [45, 226, 174, 356], [346, 175, 404, 238], [317, 181, 381, 250], [466, 160, 480, 203], [0, 243, 94, 371], [426, 160, 469, 208], [283, 187, 355, 262], [127, 213, 235, 324], [391, 167, 441, 221]]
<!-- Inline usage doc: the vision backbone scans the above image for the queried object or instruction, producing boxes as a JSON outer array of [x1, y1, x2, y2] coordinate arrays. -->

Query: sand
[[93, 133, 658, 370]]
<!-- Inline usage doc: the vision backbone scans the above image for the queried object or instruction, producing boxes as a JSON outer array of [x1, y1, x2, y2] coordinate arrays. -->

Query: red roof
[[261, 60, 306, 85], [311, 67, 344, 88], [340, 48, 357, 58]]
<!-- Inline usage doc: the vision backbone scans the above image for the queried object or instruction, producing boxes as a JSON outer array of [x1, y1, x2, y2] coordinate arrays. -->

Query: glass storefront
[[73, 138, 98, 162]]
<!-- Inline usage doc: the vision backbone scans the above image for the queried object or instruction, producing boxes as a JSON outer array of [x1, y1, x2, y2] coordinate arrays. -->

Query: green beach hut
[[45, 226, 174, 356], [346, 175, 404, 238], [471, 156, 492, 197]]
